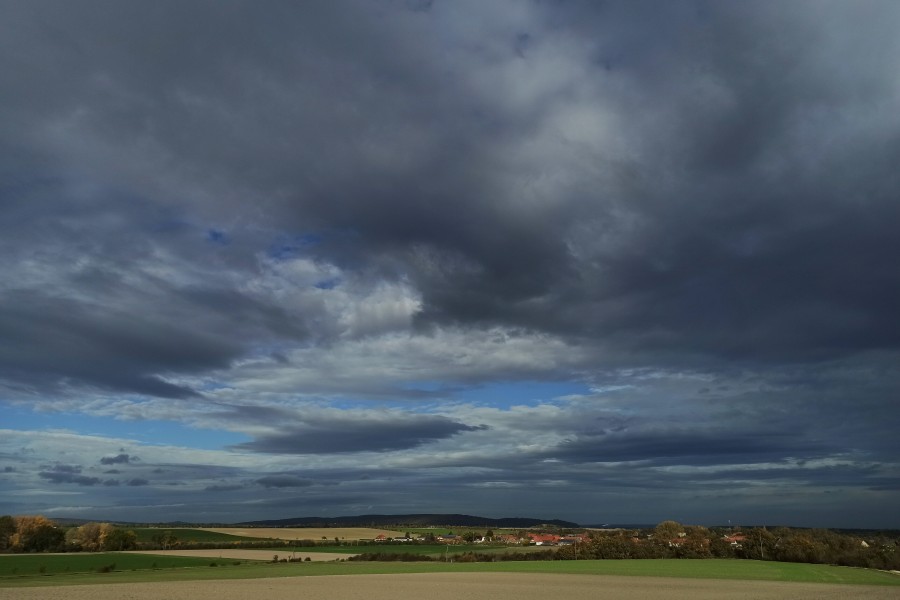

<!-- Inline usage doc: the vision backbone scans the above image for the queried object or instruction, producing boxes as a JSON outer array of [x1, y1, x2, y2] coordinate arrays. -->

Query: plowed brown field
[[10, 572, 900, 600]]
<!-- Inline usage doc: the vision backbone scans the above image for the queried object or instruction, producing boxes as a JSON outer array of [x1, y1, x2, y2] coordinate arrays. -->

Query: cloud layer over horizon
[[1, 0, 898, 528]]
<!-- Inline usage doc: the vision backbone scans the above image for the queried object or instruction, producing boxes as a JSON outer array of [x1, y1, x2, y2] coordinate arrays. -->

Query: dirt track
[[9, 572, 900, 600]]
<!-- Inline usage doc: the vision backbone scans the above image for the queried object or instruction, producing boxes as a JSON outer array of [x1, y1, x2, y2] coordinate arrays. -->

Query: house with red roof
[[528, 533, 561, 546]]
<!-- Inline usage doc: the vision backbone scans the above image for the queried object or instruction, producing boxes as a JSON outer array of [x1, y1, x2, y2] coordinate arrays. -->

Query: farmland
[[129, 528, 277, 544], [1, 555, 899, 589], [7, 572, 900, 600], [0, 552, 234, 578], [248, 543, 548, 556], [202, 527, 406, 541]]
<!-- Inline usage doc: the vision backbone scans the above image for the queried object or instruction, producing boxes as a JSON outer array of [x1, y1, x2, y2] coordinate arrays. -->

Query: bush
[[349, 552, 435, 562]]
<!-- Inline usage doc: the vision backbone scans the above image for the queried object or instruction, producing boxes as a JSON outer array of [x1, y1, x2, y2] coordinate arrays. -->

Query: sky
[[1, 0, 899, 529]]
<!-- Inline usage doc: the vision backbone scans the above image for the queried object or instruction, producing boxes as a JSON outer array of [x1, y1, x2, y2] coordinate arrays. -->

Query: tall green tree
[[740, 527, 776, 560], [654, 520, 684, 540], [99, 524, 137, 551], [151, 530, 178, 550]]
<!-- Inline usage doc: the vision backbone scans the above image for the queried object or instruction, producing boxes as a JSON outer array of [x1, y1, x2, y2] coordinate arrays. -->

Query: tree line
[[2, 514, 897, 571], [560, 521, 900, 571], [351, 520, 899, 570], [0, 515, 136, 553]]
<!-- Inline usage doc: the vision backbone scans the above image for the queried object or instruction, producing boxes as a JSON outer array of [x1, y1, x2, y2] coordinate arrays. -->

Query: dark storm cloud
[[205, 483, 246, 492], [0, 203, 309, 399], [245, 493, 381, 512], [687, 463, 893, 490], [552, 430, 830, 467], [38, 465, 102, 486], [0, 0, 578, 344], [42, 464, 80, 474], [1, 0, 897, 386], [38, 472, 101, 486], [256, 475, 315, 489], [36, 462, 130, 486], [234, 414, 486, 454], [394, 448, 893, 501], [520, 2, 900, 320], [146, 463, 246, 481], [0, 0, 899, 527], [100, 453, 131, 465], [0, 290, 225, 398]]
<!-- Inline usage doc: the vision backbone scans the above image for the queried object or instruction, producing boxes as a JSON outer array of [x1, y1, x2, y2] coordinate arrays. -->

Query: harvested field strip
[[2, 557, 899, 588]]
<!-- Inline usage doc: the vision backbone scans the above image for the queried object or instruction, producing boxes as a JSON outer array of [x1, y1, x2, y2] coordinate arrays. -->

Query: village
[[373, 531, 590, 546], [372, 529, 751, 550]]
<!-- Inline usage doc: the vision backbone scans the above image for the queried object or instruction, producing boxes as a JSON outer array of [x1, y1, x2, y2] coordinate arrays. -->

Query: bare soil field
[[203, 527, 405, 541], [9, 572, 900, 600], [126, 549, 357, 561]]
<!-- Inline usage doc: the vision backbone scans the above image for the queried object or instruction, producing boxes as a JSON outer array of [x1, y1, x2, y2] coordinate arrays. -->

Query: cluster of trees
[[349, 550, 560, 562], [730, 526, 899, 570], [0, 515, 65, 553], [348, 552, 436, 562], [65, 521, 137, 551], [0, 515, 136, 553]]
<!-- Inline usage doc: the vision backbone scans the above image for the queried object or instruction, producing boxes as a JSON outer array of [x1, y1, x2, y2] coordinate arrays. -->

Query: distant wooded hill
[[236, 513, 580, 528]]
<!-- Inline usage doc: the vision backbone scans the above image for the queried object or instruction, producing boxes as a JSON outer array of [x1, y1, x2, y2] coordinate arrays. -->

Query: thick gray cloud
[[0, 0, 898, 527], [552, 430, 830, 467], [38, 464, 104, 486], [235, 414, 486, 454], [256, 475, 315, 489], [2, 0, 895, 377]]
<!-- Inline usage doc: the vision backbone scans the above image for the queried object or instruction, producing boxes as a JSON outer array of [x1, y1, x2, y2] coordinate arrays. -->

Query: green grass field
[[1, 555, 898, 588], [0, 552, 238, 578], [274, 543, 539, 556]]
